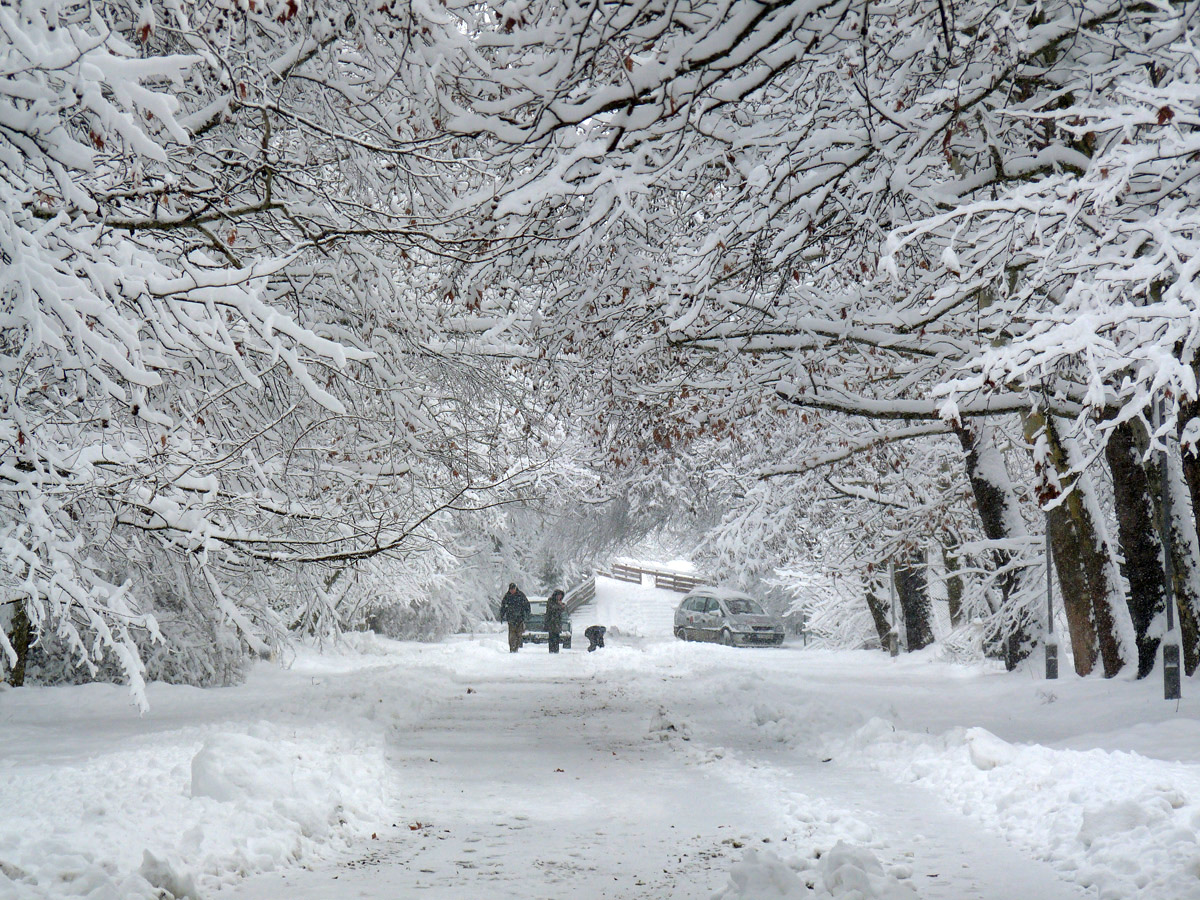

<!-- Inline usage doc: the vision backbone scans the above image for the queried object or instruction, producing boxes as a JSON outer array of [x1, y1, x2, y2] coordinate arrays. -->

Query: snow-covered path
[[226, 659, 783, 899], [6, 576, 1200, 900], [220, 644, 1082, 900]]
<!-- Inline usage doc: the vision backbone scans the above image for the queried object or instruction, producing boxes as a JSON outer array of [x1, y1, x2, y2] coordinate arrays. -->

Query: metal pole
[[1045, 519, 1058, 679], [887, 558, 899, 657], [1159, 396, 1182, 700]]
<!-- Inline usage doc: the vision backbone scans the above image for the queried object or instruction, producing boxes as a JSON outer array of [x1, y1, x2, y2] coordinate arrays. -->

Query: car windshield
[[724, 597, 764, 615], [529, 602, 546, 614]]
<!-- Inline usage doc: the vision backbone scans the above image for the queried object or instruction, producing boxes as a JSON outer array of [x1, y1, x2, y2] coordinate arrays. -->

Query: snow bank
[[189, 727, 375, 846], [836, 718, 1200, 900], [647, 704, 693, 741], [752, 698, 866, 752], [714, 849, 809, 899], [0, 678, 401, 900], [713, 844, 917, 900]]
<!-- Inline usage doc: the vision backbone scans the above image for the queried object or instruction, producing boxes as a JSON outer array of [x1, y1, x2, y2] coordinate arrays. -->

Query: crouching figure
[[584, 625, 606, 652]]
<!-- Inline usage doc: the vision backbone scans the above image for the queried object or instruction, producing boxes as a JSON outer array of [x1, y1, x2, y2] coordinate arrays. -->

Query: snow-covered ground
[[3, 576, 1200, 900]]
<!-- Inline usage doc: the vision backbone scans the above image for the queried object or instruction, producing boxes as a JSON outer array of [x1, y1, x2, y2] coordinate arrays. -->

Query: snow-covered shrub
[[348, 553, 500, 641], [366, 599, 469, 642], [24, 603, 249, 688], [774, 571, 879, 650], [139, 610, 249, 687]]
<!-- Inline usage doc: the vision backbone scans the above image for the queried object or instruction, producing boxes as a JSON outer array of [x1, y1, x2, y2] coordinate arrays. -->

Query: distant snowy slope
[[589, 574, 682, 640]]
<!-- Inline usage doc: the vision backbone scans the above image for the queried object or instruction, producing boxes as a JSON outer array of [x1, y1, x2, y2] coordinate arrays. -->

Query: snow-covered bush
[[366, 598, 477, 642], [25, 608, 249, 689]]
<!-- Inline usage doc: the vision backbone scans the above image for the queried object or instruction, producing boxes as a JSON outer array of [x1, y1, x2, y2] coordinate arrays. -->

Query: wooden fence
[[563, 575, 596, 614], [605, 562, 705, 594]]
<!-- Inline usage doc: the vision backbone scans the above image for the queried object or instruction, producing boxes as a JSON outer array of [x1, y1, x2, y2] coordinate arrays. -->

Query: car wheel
[[721, 628, 734, 646], [674, 627, 686, 641]]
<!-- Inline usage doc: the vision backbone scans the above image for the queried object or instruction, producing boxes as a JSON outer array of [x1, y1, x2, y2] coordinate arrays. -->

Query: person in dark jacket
[[499, 583, 530, 653], [584, 625, 606, 652], [545, 589, 566, 653]]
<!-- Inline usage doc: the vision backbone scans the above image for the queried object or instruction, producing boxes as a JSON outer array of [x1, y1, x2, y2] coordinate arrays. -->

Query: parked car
[[523, 600, 572, 649], [674, 588, 784, 646]]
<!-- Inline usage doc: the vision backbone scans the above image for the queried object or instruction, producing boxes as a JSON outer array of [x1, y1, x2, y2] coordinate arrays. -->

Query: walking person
[[499, 583, 530, 653], [545, 589, 566, 653]]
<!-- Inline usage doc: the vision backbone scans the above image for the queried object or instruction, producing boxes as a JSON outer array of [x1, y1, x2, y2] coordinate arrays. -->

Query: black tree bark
[[943, 547, 964, 627], [1025, 413, 1129, 677], [1181, 355, 1200, 543], [864, 576, 893, 650], [1104, 420, 1167, 678], [6, 601, 31, 688], [1139, 428, 1200, 677], [894, 555, 934, 652], [1176, 353, 1200, 675]]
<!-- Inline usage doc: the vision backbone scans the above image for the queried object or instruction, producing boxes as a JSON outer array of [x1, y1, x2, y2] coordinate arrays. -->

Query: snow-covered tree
[[427, 0, 1200, 676], [0, 0, 556, 699]]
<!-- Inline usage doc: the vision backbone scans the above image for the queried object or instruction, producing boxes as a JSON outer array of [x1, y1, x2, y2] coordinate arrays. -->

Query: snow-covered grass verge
[[1, 724, 391, 900], [834, 719, 1200, 900], [0, 636, 426, 900]]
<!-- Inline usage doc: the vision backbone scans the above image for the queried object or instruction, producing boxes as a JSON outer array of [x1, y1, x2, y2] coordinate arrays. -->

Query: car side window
[[705, 598, 721, 614]]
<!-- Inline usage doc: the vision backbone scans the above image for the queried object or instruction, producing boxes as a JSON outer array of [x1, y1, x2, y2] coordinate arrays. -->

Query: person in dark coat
[[545, 589, 566, 653], [584, 625, 606, 652], [499, 583, 530, 653]]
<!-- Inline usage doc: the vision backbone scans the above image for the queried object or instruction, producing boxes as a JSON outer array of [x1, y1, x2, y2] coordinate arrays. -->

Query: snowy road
[[211, 569, 1095, 900], [227, 659, 785, 899], [5, 576, 1200, 900], [220, 643, 1084, 900]]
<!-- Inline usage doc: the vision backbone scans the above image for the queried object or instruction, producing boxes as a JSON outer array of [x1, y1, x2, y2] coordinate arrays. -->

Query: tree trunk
[[1104, 420, 1167, 678], [1182, 439, 1200, 538], [1180, 354, 1200, 542], [6, 601, 32, 688], [1140, 427, 1200, 677], [864, 576, 892, 650], [894, 554, 934, 652], [1176, 353, 1200, 674], [943, 547, 964, 627], [953, 422, 1032, 670], [1026, 413, 1131, 677]]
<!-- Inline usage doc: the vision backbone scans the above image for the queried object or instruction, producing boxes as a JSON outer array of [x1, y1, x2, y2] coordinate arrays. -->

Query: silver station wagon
[[673, 588, 785, 647]]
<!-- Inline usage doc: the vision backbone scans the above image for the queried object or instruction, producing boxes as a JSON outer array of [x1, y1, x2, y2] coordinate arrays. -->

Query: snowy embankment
[[836, 718, 1200, 900], [3, 579, 1200, 900], [0, 636, 416, 900], [710, 650, 1200, 900]]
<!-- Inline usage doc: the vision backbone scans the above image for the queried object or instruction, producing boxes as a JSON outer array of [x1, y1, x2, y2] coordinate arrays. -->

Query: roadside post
[[1158, 397, 1183, 700], [887, 559, 899, 657], [1045, 522, 1058, 680]]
